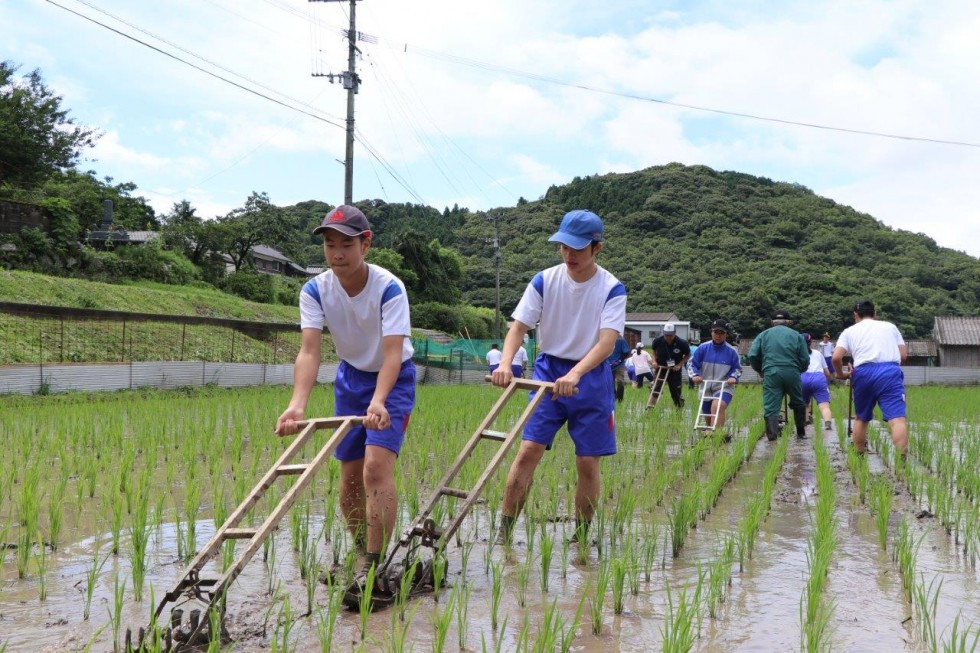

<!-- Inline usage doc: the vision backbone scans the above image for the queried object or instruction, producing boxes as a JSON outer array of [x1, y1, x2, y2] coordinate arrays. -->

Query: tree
[[216, 192, 289, 272], [395, 230, 463, 304], [0, 61, 98, 188]]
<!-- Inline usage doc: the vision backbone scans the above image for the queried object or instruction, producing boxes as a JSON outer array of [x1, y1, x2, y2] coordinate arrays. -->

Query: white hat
[[636, 342, 644, 348], [663, 323, 676, 334]]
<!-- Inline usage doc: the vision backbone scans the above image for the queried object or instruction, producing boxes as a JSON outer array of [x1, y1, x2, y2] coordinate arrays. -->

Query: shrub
[[220, 268, 276, 303], [412, 302, 495, 338]]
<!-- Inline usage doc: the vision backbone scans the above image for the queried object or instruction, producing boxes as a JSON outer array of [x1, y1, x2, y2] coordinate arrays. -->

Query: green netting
[[411, 336, 539, 370]]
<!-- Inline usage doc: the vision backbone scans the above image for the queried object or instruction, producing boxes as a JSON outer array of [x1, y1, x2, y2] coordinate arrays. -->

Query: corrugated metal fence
[[2, 361, 978, 396]]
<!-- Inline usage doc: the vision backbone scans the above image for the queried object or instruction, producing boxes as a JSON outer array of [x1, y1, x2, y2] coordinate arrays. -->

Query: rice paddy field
[[1, 381, 978, 652]]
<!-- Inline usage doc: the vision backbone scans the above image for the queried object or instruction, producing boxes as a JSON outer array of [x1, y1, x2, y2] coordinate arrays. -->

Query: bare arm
[[275, 328, 323, 435], [552, 328, 618, 397], [898, 344, 907, 365], [364, 334, 406, 431], [490, 321, 531, 387], [831, 345, 848, 379]]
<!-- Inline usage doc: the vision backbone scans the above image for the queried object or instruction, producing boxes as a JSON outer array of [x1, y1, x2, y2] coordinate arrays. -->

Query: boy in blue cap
[[491, 209, 627, 546]]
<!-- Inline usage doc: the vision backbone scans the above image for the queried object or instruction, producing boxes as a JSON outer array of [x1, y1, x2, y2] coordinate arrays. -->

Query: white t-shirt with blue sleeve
[[511, 264, 626, 362], [299, 264, 414, 372], [836, 318, 904, 368]]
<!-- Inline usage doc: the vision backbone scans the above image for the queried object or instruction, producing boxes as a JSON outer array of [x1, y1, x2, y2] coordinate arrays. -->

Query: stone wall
[[0, 199, 49, 235]]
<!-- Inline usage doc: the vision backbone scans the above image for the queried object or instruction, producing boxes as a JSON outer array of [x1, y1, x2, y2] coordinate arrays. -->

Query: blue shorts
[[852, 362, 906, 422], [523, 354, 617, 457], [333, 360, 416, 461], [511, 364, 523, 378], [802, 372, 830, 405], [488, 364, 500, 374], [700, 391, 733, 416]]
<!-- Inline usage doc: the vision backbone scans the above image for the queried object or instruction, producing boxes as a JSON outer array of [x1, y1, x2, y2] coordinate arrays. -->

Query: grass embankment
[[0, 270, 298, 323]]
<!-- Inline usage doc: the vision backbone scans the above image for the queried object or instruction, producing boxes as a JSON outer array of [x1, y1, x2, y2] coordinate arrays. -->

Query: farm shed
[[934, 316, 980, 368]]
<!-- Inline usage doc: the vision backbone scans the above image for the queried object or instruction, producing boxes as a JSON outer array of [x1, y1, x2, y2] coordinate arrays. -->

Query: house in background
[[249, 245, 307, 276], [625, 312, 692, 347], [903, 339, 938, 367], [934, 316, 980, 368]]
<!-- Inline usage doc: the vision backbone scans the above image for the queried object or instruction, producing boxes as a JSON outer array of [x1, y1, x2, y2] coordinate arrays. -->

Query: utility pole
[[488, 214, 502, 340], [309, 0, 361, 204]]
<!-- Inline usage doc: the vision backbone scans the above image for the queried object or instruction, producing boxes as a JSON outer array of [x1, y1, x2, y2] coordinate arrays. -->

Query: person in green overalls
[[747, 310, 810, 441]]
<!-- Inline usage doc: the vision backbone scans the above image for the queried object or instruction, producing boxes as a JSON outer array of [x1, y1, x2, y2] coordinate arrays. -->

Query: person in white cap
[[650, 323, 691, 408]]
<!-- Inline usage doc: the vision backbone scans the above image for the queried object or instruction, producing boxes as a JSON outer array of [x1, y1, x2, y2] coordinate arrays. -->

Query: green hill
[[0, 270, 298, 323], [449, 164, 980, 339]]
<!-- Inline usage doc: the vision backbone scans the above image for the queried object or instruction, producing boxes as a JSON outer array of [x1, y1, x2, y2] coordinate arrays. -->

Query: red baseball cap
[[312, 205, 372, 238]]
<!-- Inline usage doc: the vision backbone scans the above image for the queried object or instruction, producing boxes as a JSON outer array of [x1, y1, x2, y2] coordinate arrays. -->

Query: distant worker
[[607, 335, 632, 403], [513, 343, 529, 378], [631, 343, 655, 388], [491, 209, 626, 547], [819, 332, 835, 378], [801, 333, 834, 430], [748, 310, 810, 441], [651, 323, 691, 408], [690, 319, 742, 432], [486, 343, 502, 374], [832, 299, 908, 457]]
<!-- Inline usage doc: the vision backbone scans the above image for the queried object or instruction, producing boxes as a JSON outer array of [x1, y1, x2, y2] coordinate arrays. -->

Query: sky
[[5, 0, 980, 258]]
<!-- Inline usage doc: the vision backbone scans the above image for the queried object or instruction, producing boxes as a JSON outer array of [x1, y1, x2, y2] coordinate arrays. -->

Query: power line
[[41, 0, 426, 204], [386, 43, 980, 150]]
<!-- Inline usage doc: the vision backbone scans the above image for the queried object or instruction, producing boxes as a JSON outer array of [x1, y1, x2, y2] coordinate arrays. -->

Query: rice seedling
[[83, 540, 109, 620], [46, 474, 68, 551], [533, 598, 564, 653], [431, 547, 448, 603], [891, 520, 921, 603], [539, 525, 554, 592], [388, 598, 420, 653], [515, 558, 530, 607], [610, 553, 628, 615], [560, 591, 587, 653], [913, 575, 942, 651], [589, 560, 610, 636], [942, 614, 980, 653], [661, 572, 705, 653], [34, 532, 48, 601], [128, 485, 152, 601], [430, 581, 457, 653], [272, 593, 295, 653], [490, 560, 504, 630], [314, 576, 343, 652], [870, 476, 894, 550], [455, 580, 471, 650], [107, 572, 126, 653], [481, 615, 509, 653], [357, 563, 378, 642]]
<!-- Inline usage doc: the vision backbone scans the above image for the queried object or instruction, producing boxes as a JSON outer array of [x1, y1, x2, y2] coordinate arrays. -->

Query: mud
[[2, 401, 979, 652]]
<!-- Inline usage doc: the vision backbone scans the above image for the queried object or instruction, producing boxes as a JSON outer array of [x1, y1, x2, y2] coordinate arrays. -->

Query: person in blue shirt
[[690, 319, 742, 432], [607, 335, 632, 403]]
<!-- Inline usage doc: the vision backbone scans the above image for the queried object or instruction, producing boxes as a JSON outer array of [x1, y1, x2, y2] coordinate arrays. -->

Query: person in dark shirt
[[650, 323, 691, 408]]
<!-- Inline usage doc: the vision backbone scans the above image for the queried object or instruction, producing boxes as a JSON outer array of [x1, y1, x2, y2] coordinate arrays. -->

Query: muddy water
[[3, 419, 980, 651]]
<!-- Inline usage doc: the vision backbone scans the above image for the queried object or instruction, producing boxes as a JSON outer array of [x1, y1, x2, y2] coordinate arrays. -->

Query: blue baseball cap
[[547, 210, 604, 250]]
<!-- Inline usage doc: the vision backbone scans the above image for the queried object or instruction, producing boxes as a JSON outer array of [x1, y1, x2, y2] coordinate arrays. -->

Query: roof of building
[[934, 316, 980, 346], [85, 229, 160, 244], [905, 339, 938, 357], [626, 312, 680, 322], [251, 244, 292, 262], [306, 265, 326, 275]]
